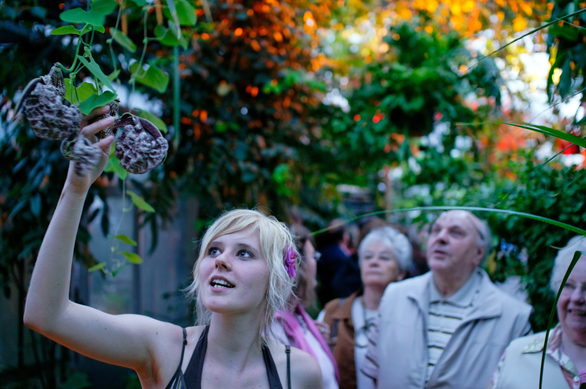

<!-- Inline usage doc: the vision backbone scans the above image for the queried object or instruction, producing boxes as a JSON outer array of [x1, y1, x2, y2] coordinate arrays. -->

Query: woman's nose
[[214, 254, 231, 271]]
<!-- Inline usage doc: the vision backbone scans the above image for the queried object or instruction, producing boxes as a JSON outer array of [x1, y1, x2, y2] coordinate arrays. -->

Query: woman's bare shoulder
[[141, 323, 207, 386], [269, 342, 323, 389]]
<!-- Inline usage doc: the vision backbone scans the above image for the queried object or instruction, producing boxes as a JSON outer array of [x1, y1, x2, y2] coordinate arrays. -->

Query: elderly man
[[361, 210, 532, 389]]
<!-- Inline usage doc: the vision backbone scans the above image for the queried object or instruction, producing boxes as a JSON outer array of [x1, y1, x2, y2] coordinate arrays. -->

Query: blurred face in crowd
[[360, 240, 404, 289], [426, 211, 484, 280], [558, 256, 586, 346], [303, 239, 318, 292]]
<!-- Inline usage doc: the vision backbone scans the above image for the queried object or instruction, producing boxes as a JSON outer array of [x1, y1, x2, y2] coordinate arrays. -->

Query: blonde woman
[[24, 108, 322, 389]]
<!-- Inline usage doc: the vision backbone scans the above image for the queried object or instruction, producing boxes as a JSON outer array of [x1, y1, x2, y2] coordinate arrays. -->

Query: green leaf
[[110, 28, 137, 53], [129, 0, 148, 5], [78, 56, 115, 91], [154, 25, 186, 47], [60, 8, 106, 27], [176, 0, 197, 26], [81, 24, 104, 34], [76, 82, 99, 103], [127, 190, 155, 212], [114, 234, 137, 246], [64, 77, 78, 104], [121, 251, 143, 264], [136, 109, 168, 133], [109, 69, 121, 81], [88, 262, 106, 272], [51, 25, 82, 36], [130, 63, 169, 93], [165, 0, 182, 37], [78, 91, 117, 115], [502, 122, 586, 148], [91, 0, 117, 15], [104, 154, 128, 180]]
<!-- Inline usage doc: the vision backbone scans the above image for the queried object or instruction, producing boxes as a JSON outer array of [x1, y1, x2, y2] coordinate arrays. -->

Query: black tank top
[[166, 327, 290, 389]]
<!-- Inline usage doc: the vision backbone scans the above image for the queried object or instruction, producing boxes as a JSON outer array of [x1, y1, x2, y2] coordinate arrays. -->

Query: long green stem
[[468, 8, 586, 72], [173, 45, 180, 145], [108, 3, 124, 73], [310, 206, 586, 236], [539, 251, 583, 389]]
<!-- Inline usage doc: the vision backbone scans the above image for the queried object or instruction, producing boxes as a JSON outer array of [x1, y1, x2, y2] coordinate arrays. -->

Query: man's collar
[[430, 269, 481, 307]]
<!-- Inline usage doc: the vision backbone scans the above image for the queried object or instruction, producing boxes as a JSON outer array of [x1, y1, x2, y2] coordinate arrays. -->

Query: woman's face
[[198, 227, 270, 315], [558, 256, 586, 345], [360, 240, 404, 289], [303, 240, 318, 291]]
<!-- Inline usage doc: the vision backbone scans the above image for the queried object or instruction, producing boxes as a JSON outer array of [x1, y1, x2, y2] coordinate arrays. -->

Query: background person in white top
[[361, 210, 532, 389]]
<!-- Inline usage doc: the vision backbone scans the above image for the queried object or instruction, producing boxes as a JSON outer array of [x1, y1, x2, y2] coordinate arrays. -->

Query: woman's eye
[[208, 247, 221, 256], [237, 249, 254, 258]]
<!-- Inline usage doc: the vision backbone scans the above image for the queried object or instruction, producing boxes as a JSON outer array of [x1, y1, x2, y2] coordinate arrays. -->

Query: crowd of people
[[23, 110, 586, 388]]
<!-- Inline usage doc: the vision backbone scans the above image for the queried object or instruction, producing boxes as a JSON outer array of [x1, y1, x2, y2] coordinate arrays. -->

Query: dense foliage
[[396, 143, 586, 330], [1, 0, 584, 387]]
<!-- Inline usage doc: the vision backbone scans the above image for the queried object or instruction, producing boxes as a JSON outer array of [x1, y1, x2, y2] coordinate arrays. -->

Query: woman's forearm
[[23, 185, 87, 332]]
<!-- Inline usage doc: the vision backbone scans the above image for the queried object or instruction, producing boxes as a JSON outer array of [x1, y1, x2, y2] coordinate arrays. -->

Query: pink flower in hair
[[284, 247, 297, 278]]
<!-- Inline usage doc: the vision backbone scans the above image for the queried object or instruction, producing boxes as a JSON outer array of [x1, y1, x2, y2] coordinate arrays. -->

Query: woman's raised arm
[[23, 108, 177, 379]]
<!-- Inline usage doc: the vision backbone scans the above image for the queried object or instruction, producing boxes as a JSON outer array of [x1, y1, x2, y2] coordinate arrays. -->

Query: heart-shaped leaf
[[104, 153, 128, 180], [110, 28, 137, 53], [79, 91, 117, 115], [60, 8, 106, 27], [136, 109, 168, 133], [130, 63, 169, 93], [176, 0, 197, 26], [78, 56, 115, 91], [51, 25, 82, 36], [91, 0, 117, 15], [154, 25, 187, 47]]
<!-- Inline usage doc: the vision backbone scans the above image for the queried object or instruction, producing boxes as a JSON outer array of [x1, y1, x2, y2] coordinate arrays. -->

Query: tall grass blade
[[540, 251, 582, 389], [310, 206, 586, 237], [503, 122, 585, 148]]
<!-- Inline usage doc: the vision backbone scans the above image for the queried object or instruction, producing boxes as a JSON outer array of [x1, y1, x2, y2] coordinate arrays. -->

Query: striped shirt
[[426, 271, 481, 382]]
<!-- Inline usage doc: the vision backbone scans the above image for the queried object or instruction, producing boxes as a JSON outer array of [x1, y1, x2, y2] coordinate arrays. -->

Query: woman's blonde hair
[[185, 209, 298, 342]]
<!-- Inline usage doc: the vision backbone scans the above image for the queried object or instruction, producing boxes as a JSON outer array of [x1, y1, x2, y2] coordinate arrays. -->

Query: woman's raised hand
[[64, 106, 115, 195]]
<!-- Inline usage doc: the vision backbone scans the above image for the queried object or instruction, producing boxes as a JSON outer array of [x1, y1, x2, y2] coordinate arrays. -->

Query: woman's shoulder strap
[[164, 327, 189, 389], [285, 345, 291, 389]]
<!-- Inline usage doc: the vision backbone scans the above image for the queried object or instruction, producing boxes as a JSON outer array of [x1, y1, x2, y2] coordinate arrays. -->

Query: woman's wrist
[[61, 183, 90, 200]]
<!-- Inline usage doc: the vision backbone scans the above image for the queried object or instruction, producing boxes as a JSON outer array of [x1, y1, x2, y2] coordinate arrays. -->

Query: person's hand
[[64, 106, 115, 195]]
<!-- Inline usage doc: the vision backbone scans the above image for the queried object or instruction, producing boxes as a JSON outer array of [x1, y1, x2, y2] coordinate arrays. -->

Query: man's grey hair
[[358, 226, 413, 272], [550, 235, 586, 293]]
